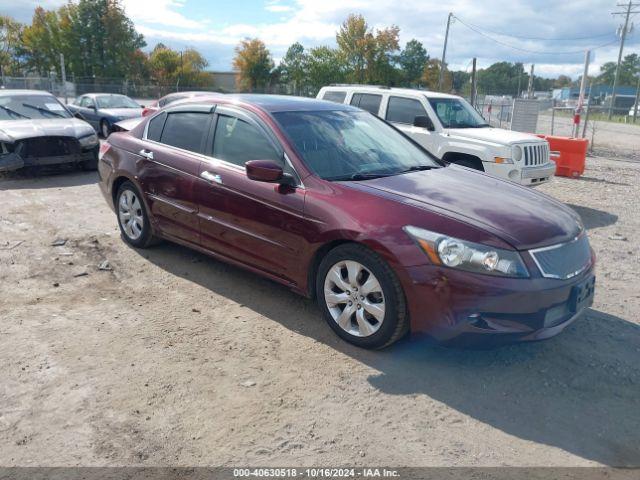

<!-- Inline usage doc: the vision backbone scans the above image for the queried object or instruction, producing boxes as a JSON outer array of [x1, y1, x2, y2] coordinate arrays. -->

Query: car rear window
[[146, 113, 166, 141], [322, 91, 347, 103], [159, 112, 209, 153], [212, 115, 280, 167], [386, 96, 427, 124]]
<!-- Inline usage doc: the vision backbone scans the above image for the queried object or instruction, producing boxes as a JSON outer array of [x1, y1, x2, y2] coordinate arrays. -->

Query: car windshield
[[427, 97, 489, 129], [274, 109, 440, 181], [0, 94, 72, 120], [96, 95, 140, 109]]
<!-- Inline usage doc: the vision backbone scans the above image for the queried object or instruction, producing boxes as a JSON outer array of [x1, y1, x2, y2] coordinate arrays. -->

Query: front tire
[[316, 244, 409, 349], [116, 181, 156, 248], [100, 119, 111, 139]]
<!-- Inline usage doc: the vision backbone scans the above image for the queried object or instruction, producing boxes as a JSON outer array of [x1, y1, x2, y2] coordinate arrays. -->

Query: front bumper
[[399, 262, 595, 347], [483, 162, 555, 186]]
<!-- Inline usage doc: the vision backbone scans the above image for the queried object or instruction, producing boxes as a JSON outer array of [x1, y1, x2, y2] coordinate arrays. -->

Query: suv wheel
[[116, 181, 156, 248], [316, 244, 408, 349]]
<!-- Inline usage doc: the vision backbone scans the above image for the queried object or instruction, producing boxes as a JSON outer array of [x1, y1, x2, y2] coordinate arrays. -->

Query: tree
[[336, 14, 371, 83], [233, 38, 274, 92], [597, 54, 640, 86], [398, 39, 428, 86], [0, 15, 24, 76], [336, 14, 400, 85], [306, 46, 346, 91], [279, 42, 307, 94], [20, 0, 145, 79], [422, 59, 451, 91]]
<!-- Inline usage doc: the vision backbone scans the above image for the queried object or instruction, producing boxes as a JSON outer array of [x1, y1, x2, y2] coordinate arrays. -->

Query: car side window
[[80, 96, 93, 108], [357, 94, 382, 115], [386, 96, 427, 124], [322, 91, 347, 103], [212, 115, 280, 167], [350, 93, 362, 106], [146, 113, 166, 142], [159, 112, 209, 153]]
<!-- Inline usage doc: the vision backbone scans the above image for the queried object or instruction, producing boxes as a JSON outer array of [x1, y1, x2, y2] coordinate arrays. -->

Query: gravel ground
[[1, 157, 639, 468]]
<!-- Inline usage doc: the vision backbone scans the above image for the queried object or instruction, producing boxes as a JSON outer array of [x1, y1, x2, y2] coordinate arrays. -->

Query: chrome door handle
[[138, 149, 154, 160], [200, 170, 222, 184]]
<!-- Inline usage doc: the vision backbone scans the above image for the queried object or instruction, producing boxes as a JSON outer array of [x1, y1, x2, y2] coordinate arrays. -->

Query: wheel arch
[[441, 151, 485, 171], [305, 236, 402, 299]]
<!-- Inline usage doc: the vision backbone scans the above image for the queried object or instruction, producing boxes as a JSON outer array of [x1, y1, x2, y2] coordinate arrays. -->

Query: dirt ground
[[1, 156, 639, 468]]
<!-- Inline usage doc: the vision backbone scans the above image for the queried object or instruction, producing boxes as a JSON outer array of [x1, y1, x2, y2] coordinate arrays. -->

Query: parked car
[[142, 91, 224, 117], [0, 89, 99, 172], [67, 93, 143, 138], [98, 95, 595, 349], [629, 104, 638, 117], [317, 85, 556, 186]]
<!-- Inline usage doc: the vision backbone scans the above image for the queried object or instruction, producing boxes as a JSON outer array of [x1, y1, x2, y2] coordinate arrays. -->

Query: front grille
[[529, 234, 592, 279], [18, 137, 81, 158], [523, 143, 549, 166]]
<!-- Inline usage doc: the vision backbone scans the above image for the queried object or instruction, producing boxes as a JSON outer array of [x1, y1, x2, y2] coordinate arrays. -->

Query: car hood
[[0, 118, 95, 142], [99, 108, 143, 119], [446, 127, 544, 146], [113, 117, 145, 132], [345, 165, 582, 250]]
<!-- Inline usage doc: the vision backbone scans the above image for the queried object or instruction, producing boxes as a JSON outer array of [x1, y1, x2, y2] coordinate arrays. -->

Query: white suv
[[317, 85, 555, 186]]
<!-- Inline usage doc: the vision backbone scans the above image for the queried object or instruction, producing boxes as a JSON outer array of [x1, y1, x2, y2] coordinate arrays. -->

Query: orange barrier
[[536, 135, 588, 178]]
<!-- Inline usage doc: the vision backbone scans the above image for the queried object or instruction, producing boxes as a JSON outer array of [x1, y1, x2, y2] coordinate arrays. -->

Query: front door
[[385, 95, 440, 155], [195, 107, 306, 284]]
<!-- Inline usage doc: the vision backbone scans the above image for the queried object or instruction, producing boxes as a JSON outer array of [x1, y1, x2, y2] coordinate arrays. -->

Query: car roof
[[83, 93, 129, 98], [320, 85, 459, 99], [0, 89, 56, 97], [221, 94, 356, 113]]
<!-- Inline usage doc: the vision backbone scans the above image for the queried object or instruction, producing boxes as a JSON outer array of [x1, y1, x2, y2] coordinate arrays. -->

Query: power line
[[453, 16, 614, 41], [453, 15, 620, 55]]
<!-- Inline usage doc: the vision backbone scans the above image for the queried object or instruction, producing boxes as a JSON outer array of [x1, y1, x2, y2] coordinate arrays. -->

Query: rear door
[[136, 105, 214, 245], [195, 106, 306, 283], [385, 95, 439, 154]]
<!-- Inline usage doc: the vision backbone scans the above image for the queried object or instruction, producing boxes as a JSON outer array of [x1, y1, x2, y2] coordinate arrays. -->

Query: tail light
[[142, 106, 158, 117], [99, 142, 112, 161]]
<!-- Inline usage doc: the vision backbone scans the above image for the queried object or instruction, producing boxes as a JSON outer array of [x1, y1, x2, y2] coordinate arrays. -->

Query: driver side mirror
[[414, 115, 435, 131], [245, 160, 294, 186]]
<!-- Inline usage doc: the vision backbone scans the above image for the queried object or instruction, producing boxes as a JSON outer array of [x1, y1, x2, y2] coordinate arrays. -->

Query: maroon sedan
[[98, 95, 595, 349]]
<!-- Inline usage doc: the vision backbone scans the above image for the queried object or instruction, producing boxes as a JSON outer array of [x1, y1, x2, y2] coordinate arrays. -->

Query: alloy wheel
[[118, 189, 144, 240], [323, 260, 386, 337]]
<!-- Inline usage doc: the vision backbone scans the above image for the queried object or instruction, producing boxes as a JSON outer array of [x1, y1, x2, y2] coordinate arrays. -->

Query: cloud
[[121, 0, 206, 30]]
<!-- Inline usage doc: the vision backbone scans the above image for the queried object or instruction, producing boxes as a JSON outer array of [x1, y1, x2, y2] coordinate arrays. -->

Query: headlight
[[512, 145, 523, 162], [78, 132, 98, 147], [404, 226, 529, 278]]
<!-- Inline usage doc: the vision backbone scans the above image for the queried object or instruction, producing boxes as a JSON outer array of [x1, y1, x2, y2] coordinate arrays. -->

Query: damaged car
[[0, 89, 99, 173]]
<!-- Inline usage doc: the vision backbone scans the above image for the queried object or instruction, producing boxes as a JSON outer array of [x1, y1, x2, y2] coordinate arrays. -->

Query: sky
[[2, 0, 639, 79]]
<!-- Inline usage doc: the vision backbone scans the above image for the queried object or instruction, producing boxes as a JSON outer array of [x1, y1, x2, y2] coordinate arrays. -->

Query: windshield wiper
[[22, 103, 65, 118], [401, 165, 439, 173], [0, 105, 30, 119], [329, 172, 396, 181]]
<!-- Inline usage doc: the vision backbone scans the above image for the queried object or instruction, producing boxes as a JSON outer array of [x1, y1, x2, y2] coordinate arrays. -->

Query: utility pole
[[470, 57, 477, 107], [633, 75, 640, 123], [527, 64, 535, 99], [438, 12, 453, 92], [60, 53, 67, 104], [574, 50, 590, 137], [609, 1, 639, 119]]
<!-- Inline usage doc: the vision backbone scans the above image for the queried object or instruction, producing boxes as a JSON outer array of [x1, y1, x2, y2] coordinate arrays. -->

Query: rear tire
[[316, 244, 409, 349], [115, 181, 157, 248]]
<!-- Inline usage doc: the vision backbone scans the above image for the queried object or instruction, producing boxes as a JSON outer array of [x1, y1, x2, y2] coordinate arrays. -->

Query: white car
[[317, 85, 555, 186]]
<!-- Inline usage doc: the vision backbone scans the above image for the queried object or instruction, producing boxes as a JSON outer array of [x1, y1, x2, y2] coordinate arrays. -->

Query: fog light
[[508, 169, 520, 180]]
